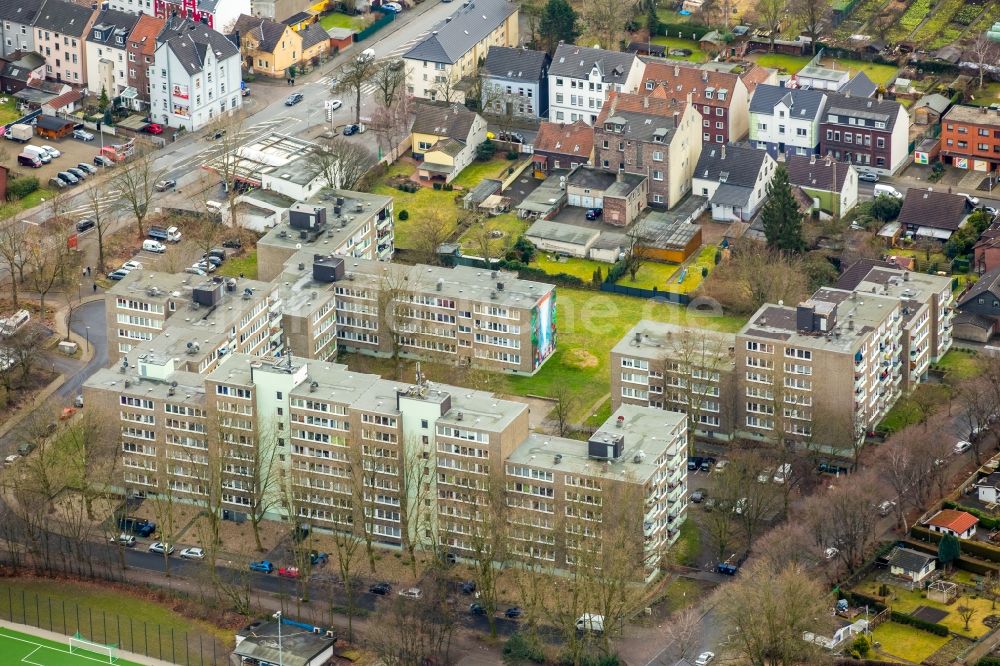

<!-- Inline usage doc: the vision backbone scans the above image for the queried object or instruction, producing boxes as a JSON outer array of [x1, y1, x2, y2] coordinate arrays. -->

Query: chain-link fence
[[0, 584, 230, 666]]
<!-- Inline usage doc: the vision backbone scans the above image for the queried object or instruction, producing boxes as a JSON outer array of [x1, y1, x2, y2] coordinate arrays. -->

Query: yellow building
[[411, 103, 488, 182], [403, 0, 518, 103], [231, 14, 329, 78]]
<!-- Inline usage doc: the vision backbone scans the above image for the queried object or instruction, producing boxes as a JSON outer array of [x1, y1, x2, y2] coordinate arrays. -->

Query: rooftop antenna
[[415, 361, 426, 387], [285, 346, 293, 372]]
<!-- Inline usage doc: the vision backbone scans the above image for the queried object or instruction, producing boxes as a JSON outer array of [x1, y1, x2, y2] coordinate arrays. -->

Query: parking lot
[[11, 132, 115, 186]]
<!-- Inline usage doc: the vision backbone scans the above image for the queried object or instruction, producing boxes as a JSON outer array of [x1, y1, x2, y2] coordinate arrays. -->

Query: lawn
[[0, 96, 19, 124], [934, 349, 982, 380], [750, 53, 811, 75], [216, 249, 258, 280], [878, 383, 951, 433], [533, 254, 607, 283], [887, 246, 949, 273], [318, 11, 365, 31], [857, 581, 995, 638], [669, 518, 701, 568], [649, 36, 710, 63], [970, 82, 1000, 107], [5, 186, 57, 215], [616, 261, 681, 291], [451, 157, 522, 189], [0, 626, 145, 666], [872, 621, 951, 664], [371, 162, 464, 251], [820, 58, 898, 86], [583, 397, 613, 429], [456, 213, 527, 256]]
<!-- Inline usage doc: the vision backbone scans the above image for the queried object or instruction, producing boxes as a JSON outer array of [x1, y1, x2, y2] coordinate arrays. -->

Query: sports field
[[0, 626, 143, 666]]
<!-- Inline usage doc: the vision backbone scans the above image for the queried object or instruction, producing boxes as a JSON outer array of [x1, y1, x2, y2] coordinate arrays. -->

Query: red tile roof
[[927, 509, 979, 534], [43, 88, 83, 110], [533, 119, 594, 159], [640, 61, 745, 107], [596, 87, 690, 126], [130, 14, 165, 56]]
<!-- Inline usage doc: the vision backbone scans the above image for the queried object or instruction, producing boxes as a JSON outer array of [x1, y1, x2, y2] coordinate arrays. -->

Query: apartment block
[[611, 321, 736, 442], [737, 288, 903, 450], [940, 105, 1000, 173], [256, 190, 395, 282], [83, 352, 686, 580], [104, 271, 277, 364]]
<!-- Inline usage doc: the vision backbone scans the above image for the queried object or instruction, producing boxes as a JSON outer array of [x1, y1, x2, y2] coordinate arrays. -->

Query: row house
[[819, 93, 909, 175], [530, 119, 594, 177], [85, 9, 140, 99], [940, 105, 1000, 174], [125, 13, 165, 110], [593, 88, 702, 209], [481, 45, 550, 119], [0, 0, 43, 57], [547, 43, 641, 124], [749, 84, 828, 158], [155, 0, 250, 32], [34, 0, 97, 84], [229, 13, 329, 79]]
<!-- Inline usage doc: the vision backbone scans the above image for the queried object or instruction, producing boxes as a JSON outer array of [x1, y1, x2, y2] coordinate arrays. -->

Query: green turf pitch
[[0, 627, 143, 666]]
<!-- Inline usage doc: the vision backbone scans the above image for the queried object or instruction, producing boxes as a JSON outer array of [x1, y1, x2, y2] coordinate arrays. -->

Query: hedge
[[844, 591, 886, 612], [943, 501, 1000, 531], [890, 610, 950, 636], [6, 176, 39, 201], [496, 260, 590, 289], [912, 525, 1000, 562], [978, 658, 1000, 666]]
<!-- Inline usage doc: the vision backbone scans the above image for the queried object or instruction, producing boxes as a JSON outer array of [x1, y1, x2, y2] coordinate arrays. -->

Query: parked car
[[690, 489, 705, 503], [585, 208, 603, 220], [108, 269, 130, 281], [73, 394, 84, 408], [877, 500, 896, 516], [48, 177, 67, 189], [119, 517, 155, 537], [57, 171, 79, 185], [155, 179, 177, 192], [857, 170, 879, 183], [694, 652, 715, 666], [381, 2, 402, 11], [94, 155, 115, 167], [19, 154, 42, 168], [328, 99, 343, 110], [249, 560, 274, 573], [148, 542, 175, 555], [144, 123, 164, 135], [76, 219, 95, 233], [179, 547, 205, 560], [121, 260, 143, 271], [285, 93, 304, 106], [184, 267, 206, 276], [343, 124, 359, 136], [398, 588, 422, 599], [958, 192, 980, 208], [278, 566, 300, 578], [309, 551, 328, 566], [981, 206, 998, 218], [222, 238, 242, 249], [16, 443, 35, 456], [67, 167, 87, 180], [460, 581, 476, 594], [41, 145, 61, 158], [202, 255, 223, 267], [76, 162, 97, 174], [73, 129, 95, 141], [504, 607, 523, 619], [111, 534, 136, 547], [3, 454, 19, 466], [955, 440, 972, 454], [824, 547, 839, 559], [142, 239, 166, 253], [193, 260, 217, 273], [209, 129, 227, 140], [469, 603, 486, 615], [369, 582, 391, 595]]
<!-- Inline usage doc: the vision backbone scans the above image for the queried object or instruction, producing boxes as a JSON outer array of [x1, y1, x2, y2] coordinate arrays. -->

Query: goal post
[[69, 632, 119, 663]]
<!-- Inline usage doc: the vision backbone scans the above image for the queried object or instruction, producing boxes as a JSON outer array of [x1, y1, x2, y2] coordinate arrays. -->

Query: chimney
[[809, 154, 816, 164], [674, 65, 679, 77], [643, 95, 648, 109], [877, 92, 883, 102], [673, 110, 679, 126], [702, 70, 708, 82], [845, 89, 851, 98], [616, 170, 624, 183], [721, 144, 726, 160]]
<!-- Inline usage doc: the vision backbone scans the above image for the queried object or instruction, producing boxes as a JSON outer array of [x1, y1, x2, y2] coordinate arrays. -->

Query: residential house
[[888, 546, 936, 583], [530, 119, 593, 176], [40, 87, 83, 114], [149, 18, 242, 130], [410, 102, 487, 183], [896, 189, 969, 241], [593, 88, 702, 209], [912, 93, 951, 126], [155, 0, 250, 31], [0, 0, 43, 57], [794, 57, 850, 91], [974, 221, 1000, 274], [402, 0, 518, 103], [956, 265, 1000, 339], [838, 71, 878, 98], [784, 154, 859, 217], [547, 43, 641, 124], [749, 84, 828, 157], [281, 11, 315, 30], [976, 471, 1000, 504], [691, 143, 776, 221], [125, 14, 164, 111], [234, 621, 334, 666], [481, 45, 550, 119], [85, 9, 140, 99], [819, 93, 910, 174], [33, 0, 97, 85], [565, 166, 647, 226], [230, 14, 328, 78], [106, 0, 155, 21], [0, 50, 43, 93], [925, 509, 978, 539], [639, 61, 752, 145], [941, 105, 1000, 173]]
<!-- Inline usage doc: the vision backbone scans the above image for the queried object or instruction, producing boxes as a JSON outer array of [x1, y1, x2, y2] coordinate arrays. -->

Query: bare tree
[[467, 468, 511, 637], [752, 0, 787, 51], [661, 607, 703, 662], [400, 435, 435, 579], [582, 0, 630, 49], [788, 0, 829, 54], [971, 34, 1000, 90], [81, 180, 115, 274], [430, 72, 464, 105], [409, 211, 453, 265], [113, 150, 161, 240], [369, 90, 413, 164], [369, 566, 457, 665], [803, 474, 880, 572], [0, 210, 31, 309], [308, 137, 376, 190], [955, 375, 997, 466], [203, 114, 251, 230], [370, 60, 407, 109], [958, 601, 977, 632], [24, 223, 78, 322], [335, 55, 381, 124], [550, 383, 580, 436]]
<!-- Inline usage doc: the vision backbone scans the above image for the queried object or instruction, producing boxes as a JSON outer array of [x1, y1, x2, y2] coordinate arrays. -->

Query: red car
[[144, 123, 163, 135], [277, 566, 300, 578]]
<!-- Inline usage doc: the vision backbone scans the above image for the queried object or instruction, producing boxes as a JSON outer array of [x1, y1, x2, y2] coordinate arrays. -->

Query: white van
[[205, 200, 223, 214], [575, 614, 604, 633], [873, 184, 902, 200], [0, 309, 30, 337], [142, 239, 166, 253], [358, 47, 375, 61], [772, 463, 791, 484], [23, 145, 51, 164]]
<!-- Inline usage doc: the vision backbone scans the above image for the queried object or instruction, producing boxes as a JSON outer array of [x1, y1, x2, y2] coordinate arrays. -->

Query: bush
[[432, 182, 442, 190], [443, 183, 453, 191], [398, 210, 409, 221], [849, 634, 871, 659], [890, 610, 949, 636], [503, 632, 545, 665], [6, 176, 39, 201], [476, 139, 496, 161], [507, 151, 518, 160]]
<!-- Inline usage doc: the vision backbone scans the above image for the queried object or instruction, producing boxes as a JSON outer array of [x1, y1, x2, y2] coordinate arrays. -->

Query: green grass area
[[878, 382, 951, 433], [5, 186, 57, 215], [670, 519, 701, 568], [659, 577, 711, 614], [457, 213, 527, 256], [750, 53, 811, 75], [372, 162, 463, 251], [934, 349, 982, 380], [0, 626, 144, 666], [821, 58, 898, 86], [911, 0, 965, 48], [532, 254, 607, 283], [871, 621, 951, 663], [451, 157, 520, 189], [0, 97, 19, 125], [648, 37, 709, 62], [887, 246, 949, 273], [970, 82, 1000, 107], [858, 581, 994, 638], [318, 11, 365, 31], [583, 397, 613, 429], [216, 249, 258, 280], [617, 261, 681, 291]]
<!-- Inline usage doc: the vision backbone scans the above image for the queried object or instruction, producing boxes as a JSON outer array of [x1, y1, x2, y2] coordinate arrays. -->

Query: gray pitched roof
[[897, 189, 967, 231], [86, 9, 140, 46], [484, 45, 549, 82], [824, 92, 903, 131], [412, 102, 480, 143], [913, 93, 951, 115], [835, 259, 896, 291], [549, 43, 638, 85], [711, 182, 752, 208], [838, 71, 877, 98], [33, 0, 94, 37], [403, 0, 517, 65], [888, 546, 934, 572], [785, 154, 853, 192], [694, 144, 768, 188], [749, 84, 827, 119], [1, 51, 44, 81], [159, 19, 238, 76], [0, 0, 43, 26], [959, 265, 1000, 308], [299, 22, 328, 50], [231, 14, 287, 53]]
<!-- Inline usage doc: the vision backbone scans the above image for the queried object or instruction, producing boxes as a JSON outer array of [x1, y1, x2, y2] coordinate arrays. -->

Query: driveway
[[54, 298, 108, 401]]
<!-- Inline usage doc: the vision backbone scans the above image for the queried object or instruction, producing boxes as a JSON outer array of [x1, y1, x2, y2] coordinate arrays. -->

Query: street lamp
[[85, 326, 90, 352], [272, 611, 283, 666], [78, 282, 83, 302]]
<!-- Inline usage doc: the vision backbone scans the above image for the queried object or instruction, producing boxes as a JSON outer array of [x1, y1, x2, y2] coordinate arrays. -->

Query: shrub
[[476, 140, 496, 161], [890, 610, 949, 636], [398, 210, 409, 220], [443, 183, 453, 191], [6, 176, 39, 200], [503, 631, 545, 665], [849, 634, 871, 659], [432, 182, 442, 190], [954, 4, 981, 24], [506, 151, 518, 160], [701, 266, 709, 278], [714, 249, 722, 264]]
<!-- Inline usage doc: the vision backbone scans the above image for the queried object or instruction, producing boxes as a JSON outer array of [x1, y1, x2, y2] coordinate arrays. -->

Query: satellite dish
[[295, 243, 302, 249]]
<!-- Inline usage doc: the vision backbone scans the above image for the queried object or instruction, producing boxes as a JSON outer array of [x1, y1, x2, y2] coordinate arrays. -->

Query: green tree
[[761, 166, 806, 253], [870, 194, 902, 222], [539, 0, 580, 53], [938, 533, 961, 571], [98, 87, 109, 112]]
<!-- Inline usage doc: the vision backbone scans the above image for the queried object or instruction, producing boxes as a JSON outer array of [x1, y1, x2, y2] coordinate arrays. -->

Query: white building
[[748, 84, 828, 158], [547, 44, 642, 124], [84, 9, 140, 98], [149, 18, 241, 130]]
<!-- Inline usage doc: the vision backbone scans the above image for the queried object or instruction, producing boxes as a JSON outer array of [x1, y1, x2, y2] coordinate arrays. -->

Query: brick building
[[940, 105, 1000, 173], [818, 93, 910, 175]]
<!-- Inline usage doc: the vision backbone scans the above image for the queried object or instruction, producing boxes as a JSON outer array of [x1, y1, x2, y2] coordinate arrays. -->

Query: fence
[[0, 584, 230, 666], [354, 11, 394, 42], [599, 283, 692, 304]]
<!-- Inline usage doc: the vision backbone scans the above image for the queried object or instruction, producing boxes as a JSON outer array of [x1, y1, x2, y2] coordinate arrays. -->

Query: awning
[[418, 161, 454, 175], [119, 87, 139, 101]]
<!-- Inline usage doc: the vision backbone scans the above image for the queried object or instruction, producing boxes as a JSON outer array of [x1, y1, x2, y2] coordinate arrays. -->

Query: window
[[652, 151, 663, 161], [876, 137, 885, 148], [652, 194, 664, 203], [715, 121, 723, 129], [715, 108, 723, 116], [845, 133, 852, 144], [703, 133, 710, 142], [778, 125, 785, 134], [758, 122, 767, 131], [652, 170, 663, 181], [715, 134, 723, 142], [796, 128, 806, 137]]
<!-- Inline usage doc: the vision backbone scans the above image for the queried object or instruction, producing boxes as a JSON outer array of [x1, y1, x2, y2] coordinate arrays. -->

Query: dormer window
[[705, 88, 714, 99], [645, 80, 654, 90], [116, 35, 124, 44], [93, 28, 104, 40], [828, 114, 839, 123], [717, 89, 726, 101]]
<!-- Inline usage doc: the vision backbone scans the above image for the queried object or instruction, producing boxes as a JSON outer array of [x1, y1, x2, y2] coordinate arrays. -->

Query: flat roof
[[613, 320, 736, 361], [258, 188, 392, 253], [205, 132, 322, 186], [944, 105, 1000, 126], [84, 366, 207, 405]]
